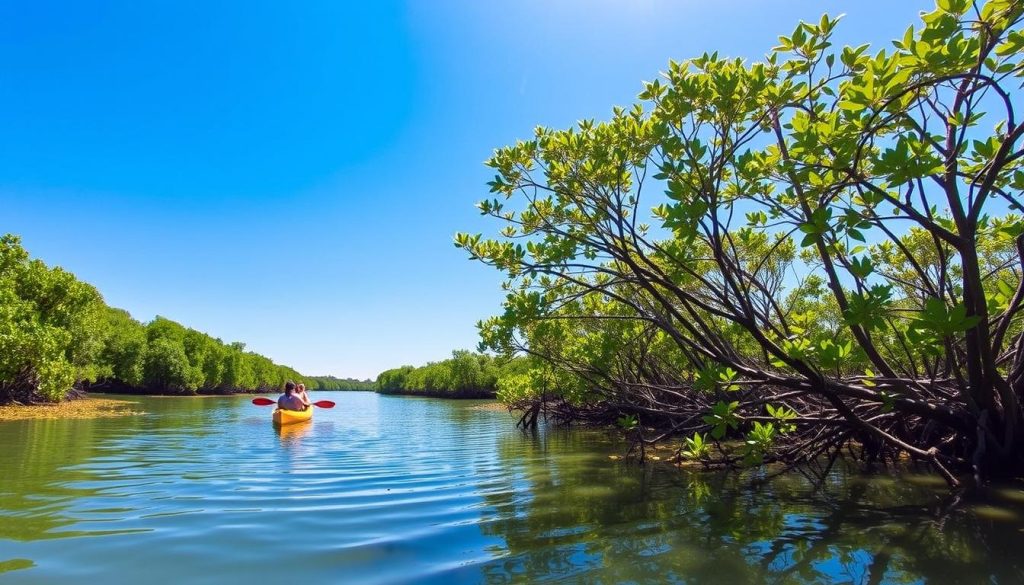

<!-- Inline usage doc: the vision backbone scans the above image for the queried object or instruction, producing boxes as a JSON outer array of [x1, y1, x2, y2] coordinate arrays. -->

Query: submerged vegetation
[[458, 1, 1024, 484], [0, 234, 317, 403], [0, 397, 145, 421]]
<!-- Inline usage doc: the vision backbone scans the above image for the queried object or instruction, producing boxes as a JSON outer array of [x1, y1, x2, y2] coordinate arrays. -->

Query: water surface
[[1, 392, 1022, 584]]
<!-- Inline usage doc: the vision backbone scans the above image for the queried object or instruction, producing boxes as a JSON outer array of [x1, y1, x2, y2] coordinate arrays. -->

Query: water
[[1, 392, 1023, 584]]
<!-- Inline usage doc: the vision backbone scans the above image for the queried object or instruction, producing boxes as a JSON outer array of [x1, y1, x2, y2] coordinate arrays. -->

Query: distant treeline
[[307, 376, 375, 391], [0, 234, 324, 403], [89, 310, 314, 397], [376, 351, 524, 398]]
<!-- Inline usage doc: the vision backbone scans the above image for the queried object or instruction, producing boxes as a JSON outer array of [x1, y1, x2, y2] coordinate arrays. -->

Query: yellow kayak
[[272, 407, 313, 426]]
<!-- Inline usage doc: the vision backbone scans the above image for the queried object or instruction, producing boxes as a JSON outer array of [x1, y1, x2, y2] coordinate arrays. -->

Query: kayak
[[272, 407, 313, 426]]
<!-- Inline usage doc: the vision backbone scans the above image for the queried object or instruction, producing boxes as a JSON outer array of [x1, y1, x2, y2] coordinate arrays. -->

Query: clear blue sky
[[1, 0, 934, 379]]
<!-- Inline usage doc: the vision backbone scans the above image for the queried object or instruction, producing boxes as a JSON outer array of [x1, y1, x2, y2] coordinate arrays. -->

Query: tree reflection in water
[[476, 428, 1024, 584]]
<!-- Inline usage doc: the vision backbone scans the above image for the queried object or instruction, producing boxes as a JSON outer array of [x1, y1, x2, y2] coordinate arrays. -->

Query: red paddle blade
[[313, 400, 336, 408], [252, 397, 276, 406]]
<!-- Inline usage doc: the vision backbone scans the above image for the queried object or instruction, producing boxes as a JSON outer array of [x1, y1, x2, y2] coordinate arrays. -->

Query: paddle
[[251, 397, 336, 408]]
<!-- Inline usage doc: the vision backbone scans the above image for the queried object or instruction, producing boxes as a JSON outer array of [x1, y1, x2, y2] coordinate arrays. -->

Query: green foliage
[[766, 404, 798, 434], [702, 401, 741, 440], [376, 351, 513, 398], [104, 316, 310, 395], [695, 364, 740, 392], [143, 337, 203, 393], [307, 376, 375, 391], [98, 308, 147, 386], [906, 298, 983, 351], [682, 432, 710, 460], [743, 421, 777, 465], [461, 1, 1024, 479], [0, 234, 319, 402], [0, 234, 105, 402], [616, 413, 639, 430]]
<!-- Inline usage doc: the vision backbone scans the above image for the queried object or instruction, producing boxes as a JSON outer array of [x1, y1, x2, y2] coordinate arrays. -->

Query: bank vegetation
[[458, 0, 1024, 485], [0, 234, 322, 403]]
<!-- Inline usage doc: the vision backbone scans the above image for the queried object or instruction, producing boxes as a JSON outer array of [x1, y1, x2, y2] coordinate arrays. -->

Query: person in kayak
[[278, 382, 307, 411], [294, 383, 311, 409]]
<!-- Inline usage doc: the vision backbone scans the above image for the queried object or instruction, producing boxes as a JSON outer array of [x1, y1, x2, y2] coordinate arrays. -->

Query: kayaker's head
[[284, 381, 296, 395], [297, 383, 305, 392]]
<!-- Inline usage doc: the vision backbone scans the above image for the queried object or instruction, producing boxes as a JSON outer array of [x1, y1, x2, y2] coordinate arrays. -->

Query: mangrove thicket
[[377, 351, 526, 398], [0, 234, 318, 403], [458, 0, 1024, 485]]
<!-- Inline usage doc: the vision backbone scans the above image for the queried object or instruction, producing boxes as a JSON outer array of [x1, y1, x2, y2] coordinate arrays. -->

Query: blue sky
[[1, 0, 934, 379]]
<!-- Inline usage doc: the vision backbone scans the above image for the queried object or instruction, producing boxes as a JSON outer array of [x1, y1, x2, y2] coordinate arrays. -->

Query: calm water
[[1, 392, 1023, 584]]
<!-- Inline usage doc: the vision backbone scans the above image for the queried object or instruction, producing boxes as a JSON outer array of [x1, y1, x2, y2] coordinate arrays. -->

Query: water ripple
[[1, 392, 1023, 584]]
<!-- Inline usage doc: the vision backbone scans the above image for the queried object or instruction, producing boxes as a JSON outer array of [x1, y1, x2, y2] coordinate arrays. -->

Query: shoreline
[[377, 389, 497, 399], [0, 397, 146, 422], [1, 390, 504, 422]]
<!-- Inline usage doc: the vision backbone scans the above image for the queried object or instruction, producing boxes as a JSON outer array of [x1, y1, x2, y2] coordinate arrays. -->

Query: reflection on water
[[275, 420, 313, 442], [0, 392, 1022, 584], [481, 430, 1024, 584]]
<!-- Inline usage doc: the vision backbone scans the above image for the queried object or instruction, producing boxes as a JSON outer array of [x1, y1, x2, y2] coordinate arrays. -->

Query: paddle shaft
[[251, 397, 335, 408]]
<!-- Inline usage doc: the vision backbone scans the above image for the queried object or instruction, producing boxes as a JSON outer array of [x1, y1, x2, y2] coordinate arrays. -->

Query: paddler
[[277, 381, 307, 411], [294, 382, 312, 409]]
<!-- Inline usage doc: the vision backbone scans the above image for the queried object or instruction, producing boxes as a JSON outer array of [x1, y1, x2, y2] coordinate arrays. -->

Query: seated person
[[278, 382, 307, 411], [294, 383, 311, 408]]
